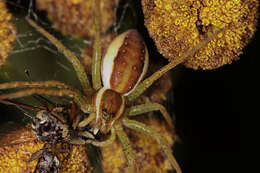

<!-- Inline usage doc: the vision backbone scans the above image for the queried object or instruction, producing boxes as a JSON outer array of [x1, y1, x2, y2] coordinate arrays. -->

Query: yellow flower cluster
[[101, 116, 177, 173], [0, 1, 16, 67], [0, 126, 44, 172], [142, 0, 258, 69], [57, 144, 91, 173], [0, 125, 91, 173], [37, 0, 119, 38]]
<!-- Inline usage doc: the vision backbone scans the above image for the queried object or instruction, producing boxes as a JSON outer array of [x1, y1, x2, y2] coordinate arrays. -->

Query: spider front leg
[[69, 129, 116, 147], [78, 112, 96, 128], [0, 80, 75, 90], [127, 103, 174, 129], [92, 0, 102, 90], [26, 18, 91, 94], [83, 127, 116, 147], [0, 88, 95, 113], [122, 117, 182, 173]]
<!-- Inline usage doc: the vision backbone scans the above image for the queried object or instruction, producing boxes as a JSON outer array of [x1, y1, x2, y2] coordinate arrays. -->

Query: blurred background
[[0, 0, 253, 172]]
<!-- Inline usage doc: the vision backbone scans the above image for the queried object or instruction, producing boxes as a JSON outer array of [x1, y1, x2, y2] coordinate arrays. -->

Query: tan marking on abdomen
[[110, 30, 146, 94]]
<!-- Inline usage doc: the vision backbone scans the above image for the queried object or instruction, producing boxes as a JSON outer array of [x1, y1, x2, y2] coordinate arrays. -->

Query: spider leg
[[127, 103, 174, 129], [70, 127, 116, 147], [84, 127, 116, 147], [127, 27, 225, 101], [69, 137, 86, 145], [78, 112, 96, 128], [77, 131, 95, 140], [122, 117, 182, 173], [114, 122, 135, 173], [0, 88, 95, 113], [92, 0, 102, 90], [0, 80, 75, 90], [26, 18, 92, 94]]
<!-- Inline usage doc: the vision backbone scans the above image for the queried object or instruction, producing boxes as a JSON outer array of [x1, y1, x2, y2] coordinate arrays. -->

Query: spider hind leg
[[122, 118, 182, 173]]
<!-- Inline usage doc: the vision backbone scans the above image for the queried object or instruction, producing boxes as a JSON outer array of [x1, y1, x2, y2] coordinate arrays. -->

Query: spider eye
[[102, 108, 116, 120], [102, 109, 110, 120]]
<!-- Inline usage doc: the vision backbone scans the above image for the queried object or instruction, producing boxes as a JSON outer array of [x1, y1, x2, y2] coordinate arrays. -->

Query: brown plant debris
[[37, 0, 119, 38]]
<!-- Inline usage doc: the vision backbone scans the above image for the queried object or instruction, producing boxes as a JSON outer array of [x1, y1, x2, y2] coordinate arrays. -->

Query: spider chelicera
[[0, 1, 224, 172]]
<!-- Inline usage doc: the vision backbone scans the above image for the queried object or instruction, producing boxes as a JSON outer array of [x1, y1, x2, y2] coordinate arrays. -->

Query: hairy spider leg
[[0, 88, 94, 113], [78, 112, 96, 128], [26, 18, 92, 94], [127, 103, 174, 129], [0, 80, 93, 108], [115, 122, 135, 173], [78, 127, 116, 147], [92, 0, 102, 90], [127, 27, 225, 101], [0, 81, 75, 90], [24, 70, 58, 107], [122, 118, 182, 173]]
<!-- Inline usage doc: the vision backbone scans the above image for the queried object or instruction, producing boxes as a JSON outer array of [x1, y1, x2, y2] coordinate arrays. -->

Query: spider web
[[2, 0, 136, 85], [4, 0, 86, 84], [1, 0, 140, 118], [0, 1, 106, 172], [0, 0, 89, 122], [0, 0, 86, 134], [7, 0, 87, 56]]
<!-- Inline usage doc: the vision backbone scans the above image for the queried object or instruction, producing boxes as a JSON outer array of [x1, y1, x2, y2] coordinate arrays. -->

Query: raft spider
[[0, 1, 224, 172]]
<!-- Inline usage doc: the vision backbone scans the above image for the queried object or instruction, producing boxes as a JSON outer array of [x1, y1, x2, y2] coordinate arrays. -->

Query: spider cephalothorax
[[93, 88, 125, 134], [0, 0, 225, 172]]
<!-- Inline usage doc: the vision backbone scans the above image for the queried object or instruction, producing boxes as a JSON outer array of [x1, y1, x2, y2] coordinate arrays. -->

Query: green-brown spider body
[[0, 1, 224, 172], [93, 29, 148, 134]]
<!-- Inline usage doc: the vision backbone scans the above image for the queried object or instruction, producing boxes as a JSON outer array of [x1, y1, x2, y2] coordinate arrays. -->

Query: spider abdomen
[[102, 30, 149, 95]]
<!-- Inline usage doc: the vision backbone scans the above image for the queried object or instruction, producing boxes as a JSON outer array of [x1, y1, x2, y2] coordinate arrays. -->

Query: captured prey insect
[[0, 0, 224, 172], [0, 100, 92, 173], [28, 147, 61, 173]]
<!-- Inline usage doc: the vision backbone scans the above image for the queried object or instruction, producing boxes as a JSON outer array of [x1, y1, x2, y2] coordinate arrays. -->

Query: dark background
[[0, 0, 254, 172], [172, 22, 257, 173]]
